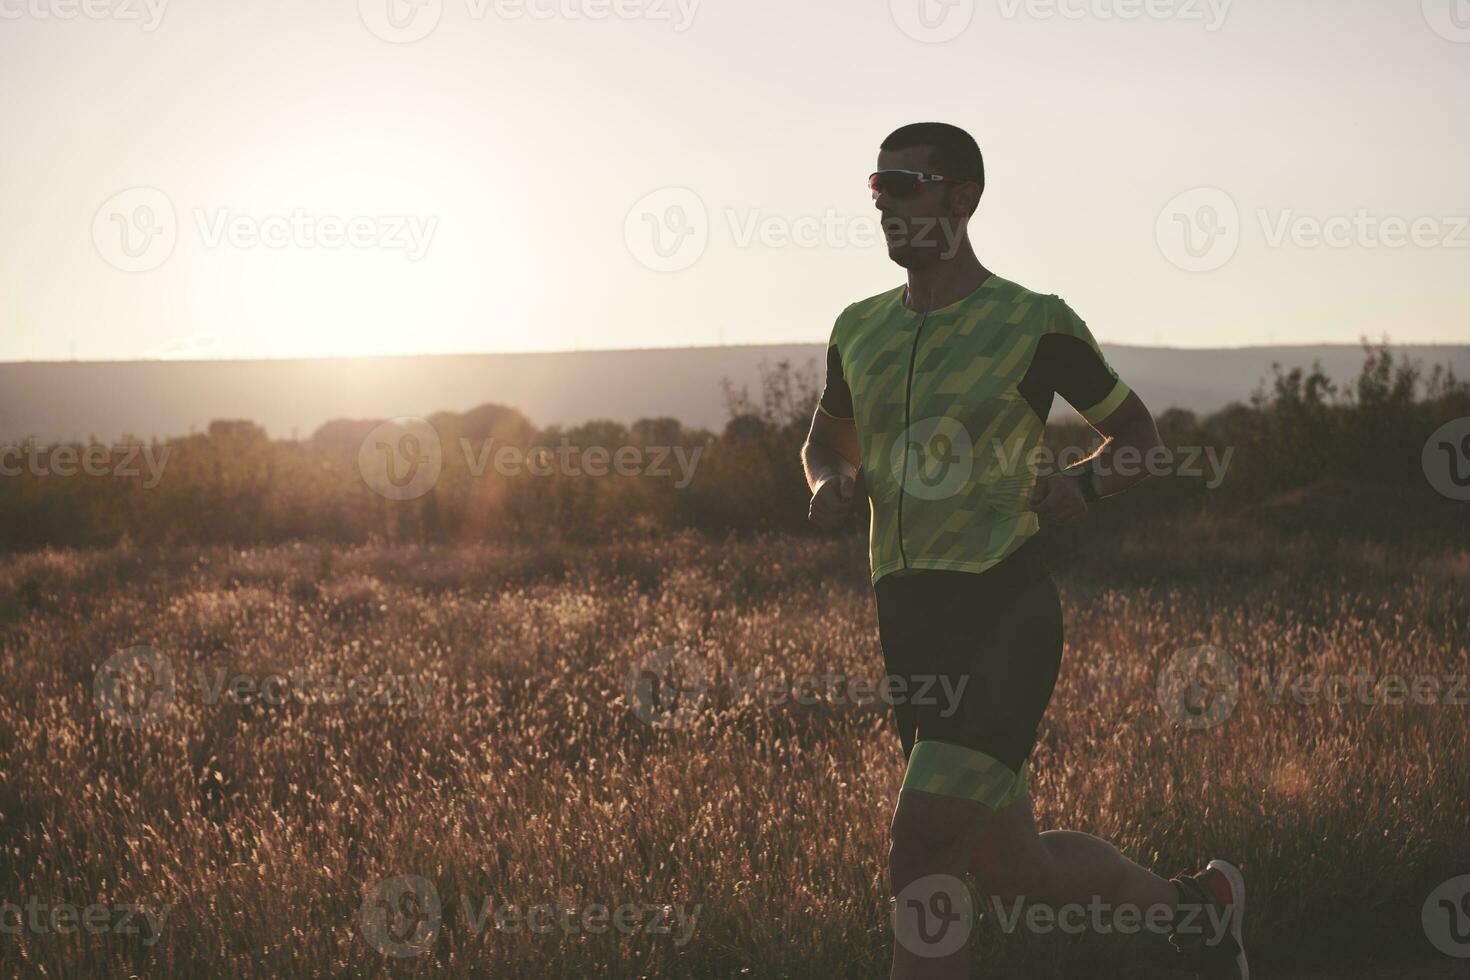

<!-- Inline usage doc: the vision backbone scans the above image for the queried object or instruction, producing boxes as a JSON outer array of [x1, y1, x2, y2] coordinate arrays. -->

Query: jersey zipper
[[896, 308, 928, 572]]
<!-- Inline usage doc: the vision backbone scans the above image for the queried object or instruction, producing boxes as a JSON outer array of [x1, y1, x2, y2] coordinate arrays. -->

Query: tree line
[[0, 343, 1464, 551]]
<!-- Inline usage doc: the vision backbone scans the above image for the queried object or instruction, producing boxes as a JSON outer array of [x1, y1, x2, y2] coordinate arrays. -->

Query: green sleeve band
[[1079, 378, 1130, 425]]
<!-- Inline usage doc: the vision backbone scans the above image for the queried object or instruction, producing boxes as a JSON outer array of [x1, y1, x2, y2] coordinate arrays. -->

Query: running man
[[801, 122, 1248, 980]]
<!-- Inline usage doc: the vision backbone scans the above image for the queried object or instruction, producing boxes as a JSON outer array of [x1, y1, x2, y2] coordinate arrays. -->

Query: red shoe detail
[[1202, 868, 1235, 908]]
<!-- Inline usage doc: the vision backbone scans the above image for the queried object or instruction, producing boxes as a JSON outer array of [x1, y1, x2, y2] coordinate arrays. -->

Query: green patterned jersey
[[817, 274, 1131, 584]]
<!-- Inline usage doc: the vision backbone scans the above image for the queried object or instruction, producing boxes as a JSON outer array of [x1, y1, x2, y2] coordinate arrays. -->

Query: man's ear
[[947, 182, 978, 218], [960, 182, 981, 217]]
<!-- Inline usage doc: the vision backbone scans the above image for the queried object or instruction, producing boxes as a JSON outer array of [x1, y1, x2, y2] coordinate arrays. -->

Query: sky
[[1, 0, 1468, 361]]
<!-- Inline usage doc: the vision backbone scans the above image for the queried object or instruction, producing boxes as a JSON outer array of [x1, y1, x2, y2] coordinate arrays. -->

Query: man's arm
[[802, 409, 860, 529], [802, 408, 859, 491], [802, 334, 863, 529], [1066, 389, 1162, 497], [1027, 296, 1163, 525], [1030, 390, 1162, 526]]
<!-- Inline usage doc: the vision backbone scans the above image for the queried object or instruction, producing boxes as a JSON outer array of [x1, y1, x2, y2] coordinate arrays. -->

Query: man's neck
[[903, 246, 992, 313]]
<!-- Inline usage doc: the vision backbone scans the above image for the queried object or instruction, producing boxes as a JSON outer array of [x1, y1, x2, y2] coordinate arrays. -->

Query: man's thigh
[[917, 574, 1063, 771], [878, 567, 1063, 777]]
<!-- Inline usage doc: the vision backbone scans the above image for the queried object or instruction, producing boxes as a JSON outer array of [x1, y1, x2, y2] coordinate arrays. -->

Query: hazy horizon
[[7, 341, 1469, 443], [6, 337, 1468, 366]]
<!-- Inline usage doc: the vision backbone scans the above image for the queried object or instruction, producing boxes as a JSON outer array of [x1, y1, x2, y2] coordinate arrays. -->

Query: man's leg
[[879, 559, 1065, 977], [972, 791, 1249, 977], [878, 557, 1243, 976], [888, 781, 1175, 980], [970, 790, 1177, 924], [888, 787, 994, 980]]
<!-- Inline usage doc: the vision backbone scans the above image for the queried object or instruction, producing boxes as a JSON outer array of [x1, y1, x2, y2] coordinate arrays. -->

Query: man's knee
[[888, 791, 988, 887], [889, 825, 966, 888], [970, 807, 1057, 902]]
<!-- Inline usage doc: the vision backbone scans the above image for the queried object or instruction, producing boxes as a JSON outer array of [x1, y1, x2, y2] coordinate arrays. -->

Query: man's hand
[[1028, 473, 1087, 527], [808, 473, 858, 530]]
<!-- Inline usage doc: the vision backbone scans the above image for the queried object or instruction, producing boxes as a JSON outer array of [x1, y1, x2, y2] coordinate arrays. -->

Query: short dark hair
[[880, 122, 985, 197]]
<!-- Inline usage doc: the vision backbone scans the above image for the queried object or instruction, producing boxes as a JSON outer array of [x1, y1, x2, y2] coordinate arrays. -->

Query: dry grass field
[[2, 527, 1468, 978]]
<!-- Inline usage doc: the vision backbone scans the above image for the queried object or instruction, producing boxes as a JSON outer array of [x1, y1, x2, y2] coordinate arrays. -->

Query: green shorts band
[[901, 740, 1029, 811]]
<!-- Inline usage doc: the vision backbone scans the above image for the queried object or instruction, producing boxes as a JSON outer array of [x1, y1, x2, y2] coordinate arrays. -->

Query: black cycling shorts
[[873, 535, 1063, 806]]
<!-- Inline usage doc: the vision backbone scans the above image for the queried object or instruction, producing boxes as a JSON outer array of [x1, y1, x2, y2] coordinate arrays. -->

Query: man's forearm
[[1064, 418, 1162, 499], [802, 441, 857, 494]]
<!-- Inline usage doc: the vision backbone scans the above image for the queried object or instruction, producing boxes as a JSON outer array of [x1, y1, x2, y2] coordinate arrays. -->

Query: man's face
[[872, 145, 974, 269]]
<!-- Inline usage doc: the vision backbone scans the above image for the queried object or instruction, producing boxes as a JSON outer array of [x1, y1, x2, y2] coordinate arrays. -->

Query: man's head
[[872, 122, 984, 268]]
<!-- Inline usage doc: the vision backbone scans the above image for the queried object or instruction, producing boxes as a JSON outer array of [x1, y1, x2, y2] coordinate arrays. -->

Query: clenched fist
[[1028, 473, 1088, 527], [808, 473, 858, 530]]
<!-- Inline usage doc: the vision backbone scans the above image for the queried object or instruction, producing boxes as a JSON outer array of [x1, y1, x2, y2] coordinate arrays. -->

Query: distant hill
[[2, 343, 1467, 443]]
